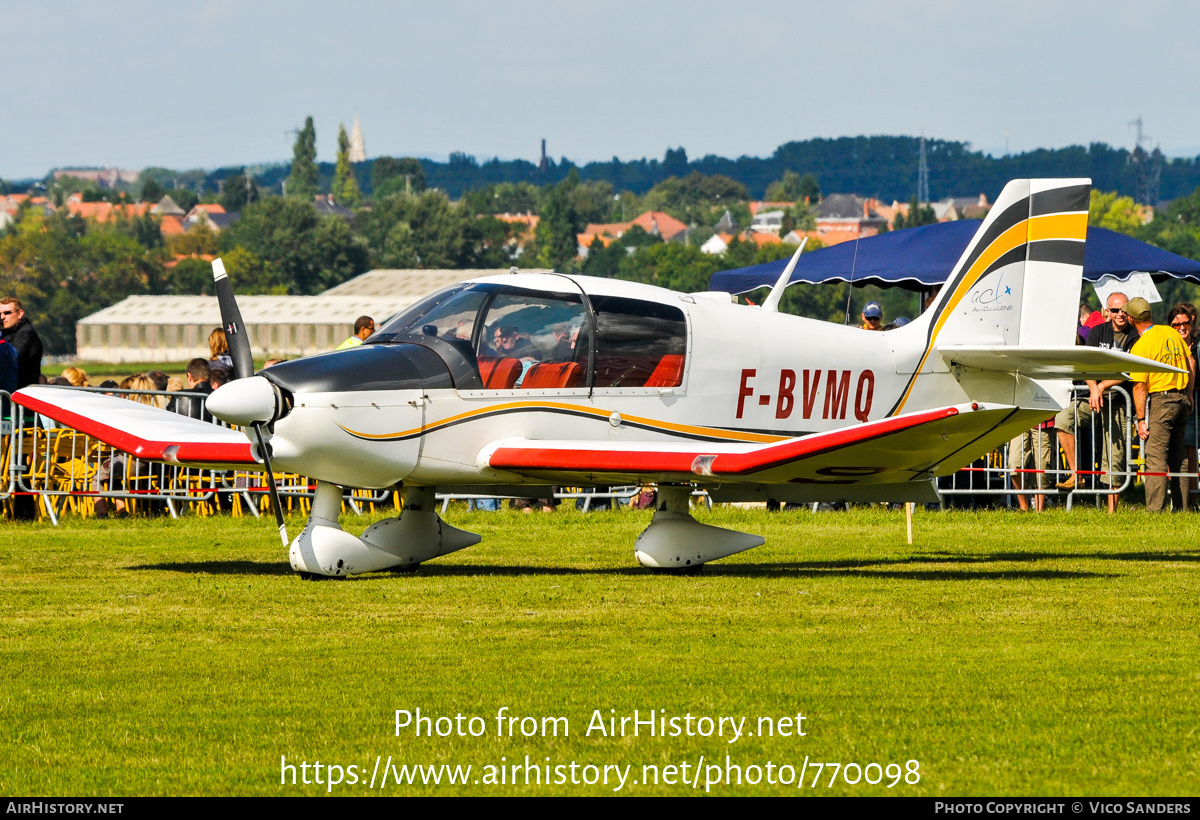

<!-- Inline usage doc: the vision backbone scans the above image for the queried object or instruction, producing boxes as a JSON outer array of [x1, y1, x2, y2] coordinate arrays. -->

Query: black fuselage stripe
[[342, 405, 772, 445]]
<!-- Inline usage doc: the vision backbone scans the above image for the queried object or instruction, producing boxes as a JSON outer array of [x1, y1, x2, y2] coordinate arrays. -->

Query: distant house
[[490, 213, 539, 259], [183, 203, 240, 232], [495, 212, 539, 232], [313, 194, 354, 221], [0, 194, 54, 229], [748, 201, 794, 216], [807, 194, 889, 245], [746, 231, 782, 247], [749, 209, 785, 234], [577, 232, 617, 258], [184, 203, 224, 220], [64, 195, 151, 223], [585, 211, 689, 243], [932, 194, 990, 221], [151, 196, 185, 216], [159, 214, 186, 236], [700, 233, 730, 255], [576, 210, 690, 257], [632, 211, 688, 242]]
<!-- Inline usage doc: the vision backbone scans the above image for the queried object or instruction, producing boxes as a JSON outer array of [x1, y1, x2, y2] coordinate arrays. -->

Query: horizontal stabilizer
[[937, 345, 1186, 379], [483, 402, 1041, 487], [13, 385, 260, 469]]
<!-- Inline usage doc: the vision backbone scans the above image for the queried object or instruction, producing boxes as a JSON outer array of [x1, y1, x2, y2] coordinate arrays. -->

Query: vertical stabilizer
[[890, 178, 1090, 414], [920, 178, 1090, 348]]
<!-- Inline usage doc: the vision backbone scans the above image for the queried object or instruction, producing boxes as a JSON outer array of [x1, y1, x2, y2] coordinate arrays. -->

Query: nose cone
[[206, 376, 278, 427]]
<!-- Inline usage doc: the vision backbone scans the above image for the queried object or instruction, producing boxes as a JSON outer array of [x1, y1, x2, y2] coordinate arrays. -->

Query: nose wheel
[[289, 482, 480, 577]]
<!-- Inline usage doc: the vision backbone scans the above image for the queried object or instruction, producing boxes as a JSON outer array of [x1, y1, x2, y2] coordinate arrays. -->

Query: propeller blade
[[212, 258, 255, 380], [253, 422, 289, 546]]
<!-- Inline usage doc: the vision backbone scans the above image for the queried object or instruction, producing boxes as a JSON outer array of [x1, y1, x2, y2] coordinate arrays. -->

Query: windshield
[[373, 283, 585, 359], [372, 284, 483, 343]]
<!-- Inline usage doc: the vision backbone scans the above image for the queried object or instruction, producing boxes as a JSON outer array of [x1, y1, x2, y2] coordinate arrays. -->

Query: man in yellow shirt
[[335, 316, 375, 350], [1127, 297, 1195, 511]]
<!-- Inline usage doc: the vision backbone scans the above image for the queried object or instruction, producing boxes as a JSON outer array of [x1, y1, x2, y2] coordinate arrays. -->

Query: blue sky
[[4, 0, 1198, 179]]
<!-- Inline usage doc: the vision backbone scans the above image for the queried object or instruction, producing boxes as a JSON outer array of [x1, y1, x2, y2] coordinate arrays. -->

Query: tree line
[[4, 121, 1200, 355]]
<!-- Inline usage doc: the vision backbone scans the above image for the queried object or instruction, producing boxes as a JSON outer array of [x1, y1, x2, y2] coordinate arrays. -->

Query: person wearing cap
[[1126, 297, 1195, 511], [860, 301, 883, 330]]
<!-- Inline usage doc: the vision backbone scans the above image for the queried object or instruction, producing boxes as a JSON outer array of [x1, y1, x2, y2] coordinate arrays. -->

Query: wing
[[480, 402, 1036, 489], [13, 385, 261, 470]]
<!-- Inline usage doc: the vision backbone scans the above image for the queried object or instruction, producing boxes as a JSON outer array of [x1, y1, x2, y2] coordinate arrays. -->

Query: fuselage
[[241, 272, 1058, 490]]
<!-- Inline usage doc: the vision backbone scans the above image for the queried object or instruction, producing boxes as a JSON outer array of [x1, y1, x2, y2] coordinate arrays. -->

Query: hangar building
[[75, 269, 545, 363]]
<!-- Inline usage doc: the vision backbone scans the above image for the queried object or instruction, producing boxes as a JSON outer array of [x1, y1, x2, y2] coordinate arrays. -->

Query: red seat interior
[[644, 354, 685, 388], [478, 357, 522, 389], [521, 362, 583, 389]]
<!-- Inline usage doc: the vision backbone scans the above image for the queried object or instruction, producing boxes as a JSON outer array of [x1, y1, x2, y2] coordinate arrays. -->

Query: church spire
[[349, 114, 366, 163]]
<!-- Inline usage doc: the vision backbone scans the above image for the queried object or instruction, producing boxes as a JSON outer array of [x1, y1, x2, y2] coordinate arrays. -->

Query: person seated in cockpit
[[549, 322, 580, 363], [492, 325, 541, 362]]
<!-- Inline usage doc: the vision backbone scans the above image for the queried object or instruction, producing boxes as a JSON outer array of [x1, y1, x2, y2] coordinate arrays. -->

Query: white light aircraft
[[14, 179, 1181, 577]]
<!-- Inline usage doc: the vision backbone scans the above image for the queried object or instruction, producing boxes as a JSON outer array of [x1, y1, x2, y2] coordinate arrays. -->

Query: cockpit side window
[[590, 296, 686, 388], [478, 291, 587, 388]]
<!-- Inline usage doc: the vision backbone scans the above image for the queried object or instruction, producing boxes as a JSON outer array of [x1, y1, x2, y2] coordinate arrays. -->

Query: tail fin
[[888, 179, 1091, 415], [919, 178, 1090, 348]]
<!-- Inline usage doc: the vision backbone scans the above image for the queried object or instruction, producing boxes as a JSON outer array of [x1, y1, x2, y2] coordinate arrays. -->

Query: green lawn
[[1, 505, 1197, 796]]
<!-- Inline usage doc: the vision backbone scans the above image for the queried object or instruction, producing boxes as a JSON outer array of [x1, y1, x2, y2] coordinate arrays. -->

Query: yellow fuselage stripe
[[338, 400, 788, 444]]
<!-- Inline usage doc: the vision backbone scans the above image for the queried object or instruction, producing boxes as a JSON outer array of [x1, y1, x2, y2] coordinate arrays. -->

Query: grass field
[[2, 504, 1198, 796]]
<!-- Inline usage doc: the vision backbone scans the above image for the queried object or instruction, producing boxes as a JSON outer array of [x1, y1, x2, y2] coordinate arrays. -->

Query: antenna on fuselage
[[760, 238, 806, 313]]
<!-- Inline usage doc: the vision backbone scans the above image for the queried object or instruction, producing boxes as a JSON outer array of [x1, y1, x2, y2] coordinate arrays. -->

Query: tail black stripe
[[1028, 239, 1086, 266], [1030, 184, 1090, 217]]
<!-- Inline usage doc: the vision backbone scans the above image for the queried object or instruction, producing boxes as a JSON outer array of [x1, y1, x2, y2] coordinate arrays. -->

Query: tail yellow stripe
[[1028, 212, 1087, 242]]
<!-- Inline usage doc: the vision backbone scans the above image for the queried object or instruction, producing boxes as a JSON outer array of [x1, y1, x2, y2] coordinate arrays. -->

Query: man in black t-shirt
[[169, 358, 214, 423], [1055, 293, 1139, 508]]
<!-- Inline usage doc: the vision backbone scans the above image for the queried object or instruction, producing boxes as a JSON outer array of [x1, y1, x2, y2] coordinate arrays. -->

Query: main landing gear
[[633, 485, 764, 570], [289, 482, 763, 577]]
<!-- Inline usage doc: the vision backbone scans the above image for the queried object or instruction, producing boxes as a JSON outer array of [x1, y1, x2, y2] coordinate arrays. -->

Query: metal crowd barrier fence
[[1, 386, 396, 524], [936, 384, 1199, 509]]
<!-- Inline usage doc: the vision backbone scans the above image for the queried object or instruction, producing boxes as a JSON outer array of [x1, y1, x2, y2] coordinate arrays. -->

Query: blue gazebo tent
[[708, 223, 1200, 294]]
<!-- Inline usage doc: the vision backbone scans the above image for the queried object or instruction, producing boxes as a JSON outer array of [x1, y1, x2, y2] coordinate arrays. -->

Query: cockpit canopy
[[371, 281, 688, 390]]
